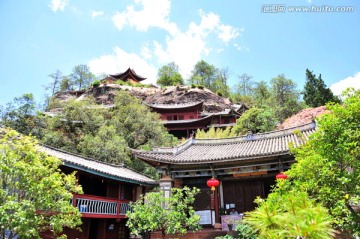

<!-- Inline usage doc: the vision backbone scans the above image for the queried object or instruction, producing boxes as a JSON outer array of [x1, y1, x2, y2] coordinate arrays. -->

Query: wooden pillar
[[116, 182, 121, 222], [214, 186, 220, 223]]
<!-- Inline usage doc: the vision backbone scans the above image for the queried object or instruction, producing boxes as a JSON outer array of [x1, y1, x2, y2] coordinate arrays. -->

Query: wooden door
[[223, 180, 264, 213]]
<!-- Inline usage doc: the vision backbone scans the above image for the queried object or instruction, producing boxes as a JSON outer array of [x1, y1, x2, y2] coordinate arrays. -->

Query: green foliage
[[195, 127, 237, 139], [60, 77, 72, 92], [126, 186, 201, 239], [0, 93, 39, 136], [244, 188, 335, 239], [70, 64, 96, 91], [251, 81, 270, 107], [41, 91, 177, 176], [215, 223, 258, 239], [188, 60, 229, 96], [157, 62, 184, 86], [235, 73, 254, 97], [92, 80, 100, 87], [269, 74, 303, 123], [235, 223, 258, 239], [215, 235, 234, 239], [0, 128, 82, 239], [46, 70, 63, 96], [232, 107, 276, 135], [303, 69, 340, 107], [287, 88, 360, 236]]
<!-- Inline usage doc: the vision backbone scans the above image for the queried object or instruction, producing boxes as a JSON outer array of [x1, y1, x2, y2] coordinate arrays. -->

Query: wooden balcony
[[72, 194, 131, 219]]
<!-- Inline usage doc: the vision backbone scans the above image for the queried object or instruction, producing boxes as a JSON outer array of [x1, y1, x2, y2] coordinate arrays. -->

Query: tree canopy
[[244, 186, 334, 239], [276, 88, 360, 236], [0, 128, 82, 239], [126, 186, 201, 239], [189, 60, 230, 97], [269, 74, 303, 123], [156, 62, 184, 86], [41, 91, 177, 176], [303, 69, 340, 107], [0, 93, 38, 136]]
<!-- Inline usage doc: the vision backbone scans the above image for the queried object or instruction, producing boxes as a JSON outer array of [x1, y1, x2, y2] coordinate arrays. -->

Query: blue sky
[[1, 0, 359, 105]]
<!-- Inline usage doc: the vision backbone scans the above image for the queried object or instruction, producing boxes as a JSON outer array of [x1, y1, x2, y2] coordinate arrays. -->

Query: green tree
[[252, 81, 270, 107], [236, 73, 254, 97], [270, 74, 303, 123], [60, 76, 72, 92], [285, 88, 360, 236], [126, 186, 201, 239], [0, 93, 38, 136], [157, 62, 184, 86], [195, 126, 237, 139], [189, 60, 229, 96], [232, 107, 276, 134], [70, 64, 95, 91], [244, 187, 335, 239], [189, 60, 216, 87], [46, 70, 63, 96], [303, 69, 340, 107], [0, 128, 82, 239], [41, 91, 177, 175]]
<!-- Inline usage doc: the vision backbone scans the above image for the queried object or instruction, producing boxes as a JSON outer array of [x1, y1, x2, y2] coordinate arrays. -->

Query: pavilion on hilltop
[[103, 67, 146, 84]]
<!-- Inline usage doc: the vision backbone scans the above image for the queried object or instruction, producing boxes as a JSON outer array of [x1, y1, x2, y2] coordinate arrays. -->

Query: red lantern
[[276, 172, 288, 180], [207, 178, 220, 191]]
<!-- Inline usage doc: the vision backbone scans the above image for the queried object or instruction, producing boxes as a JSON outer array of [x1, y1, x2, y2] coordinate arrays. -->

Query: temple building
[[102, 68, 146, 84], [41, 145, 155, 239], [146, 101, 248, 138], [132, 122, 316, 226]]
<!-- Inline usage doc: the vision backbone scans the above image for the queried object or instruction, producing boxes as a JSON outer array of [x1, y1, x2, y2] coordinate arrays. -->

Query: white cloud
[[91, 10, 104, 19], [112, 0, 178, 35], [330, 72, 360, 96], [218, 25, 242, 44], [106, 1, 243, 79], [49, 0, 68, 12], [141, 43, 152, 59], [88, 47, 158, 84]]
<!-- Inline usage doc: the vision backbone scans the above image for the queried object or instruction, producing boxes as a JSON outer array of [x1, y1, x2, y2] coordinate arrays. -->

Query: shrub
[[92, 80, 100, 87], [235, 223, 258, 239]]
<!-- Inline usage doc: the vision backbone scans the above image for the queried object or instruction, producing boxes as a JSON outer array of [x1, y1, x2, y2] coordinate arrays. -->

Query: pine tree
[[303, 69, 340, 107]]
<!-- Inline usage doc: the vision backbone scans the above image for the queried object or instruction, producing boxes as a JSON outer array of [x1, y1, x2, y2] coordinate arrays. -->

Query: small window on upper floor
[[178, 115, 184, 120], [167, 116, 172, 121]]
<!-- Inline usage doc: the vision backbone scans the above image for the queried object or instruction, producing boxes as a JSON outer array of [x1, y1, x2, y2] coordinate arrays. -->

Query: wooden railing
[[72, 194, 131, 218]]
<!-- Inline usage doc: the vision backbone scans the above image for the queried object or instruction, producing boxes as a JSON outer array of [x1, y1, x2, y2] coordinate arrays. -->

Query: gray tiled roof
[[132, 123, 316, 165], [40, 145, 156, 185]]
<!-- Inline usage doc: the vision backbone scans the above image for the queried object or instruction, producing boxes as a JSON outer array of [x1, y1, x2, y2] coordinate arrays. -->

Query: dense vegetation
[[234, 89, 360, 238], [126, 187, 200, 239], [0, 128, 82, 239]]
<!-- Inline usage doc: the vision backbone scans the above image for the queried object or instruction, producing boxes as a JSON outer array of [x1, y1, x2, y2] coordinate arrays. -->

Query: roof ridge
[[41, 144, 156, 180], [194, 122, 316, 145], [40, 143, 125, 167]]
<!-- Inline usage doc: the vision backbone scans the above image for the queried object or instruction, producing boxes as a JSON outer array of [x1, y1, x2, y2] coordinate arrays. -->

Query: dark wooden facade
[[146, 102, 246, 138], [41, 146, 156, 239]]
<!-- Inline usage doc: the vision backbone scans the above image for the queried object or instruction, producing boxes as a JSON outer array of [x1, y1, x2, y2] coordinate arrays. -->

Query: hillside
[[52, 84, 234, 113]]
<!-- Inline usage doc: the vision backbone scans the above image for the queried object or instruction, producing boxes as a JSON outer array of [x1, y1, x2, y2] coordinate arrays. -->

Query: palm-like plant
[[244, 189, 335, 239]]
